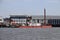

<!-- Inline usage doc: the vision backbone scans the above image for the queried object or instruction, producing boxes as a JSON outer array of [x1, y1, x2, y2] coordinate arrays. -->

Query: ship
[[10, 8, 52, 28]]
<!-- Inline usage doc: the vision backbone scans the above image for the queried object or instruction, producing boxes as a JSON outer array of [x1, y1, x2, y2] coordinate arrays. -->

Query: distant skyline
[[0, 0, 60, 18]]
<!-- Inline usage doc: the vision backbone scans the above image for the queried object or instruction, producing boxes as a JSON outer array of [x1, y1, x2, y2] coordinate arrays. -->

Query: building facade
[[10, 15, 27, 24], [10, 15, 60, 26]]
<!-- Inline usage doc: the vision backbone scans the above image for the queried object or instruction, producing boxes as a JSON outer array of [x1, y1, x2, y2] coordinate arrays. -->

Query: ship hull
[[18, 25, 52, 28]]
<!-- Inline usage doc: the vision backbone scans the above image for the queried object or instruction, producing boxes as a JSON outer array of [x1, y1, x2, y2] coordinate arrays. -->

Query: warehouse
[[10, 15, 32, 26], [32, 15, 60, 27], [10, 15, 60, 27]]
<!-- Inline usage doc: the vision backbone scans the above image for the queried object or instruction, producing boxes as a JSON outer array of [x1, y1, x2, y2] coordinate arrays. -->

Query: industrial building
[[10, 15, 32, 26], [9, 15, 60, 27], [8, 8, 60, 27], [32, 16, 60, 27], [0, 8, 60, 28]]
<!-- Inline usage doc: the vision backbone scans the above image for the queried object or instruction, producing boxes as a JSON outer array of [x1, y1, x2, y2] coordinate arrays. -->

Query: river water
[[0, 28, 60, 40]]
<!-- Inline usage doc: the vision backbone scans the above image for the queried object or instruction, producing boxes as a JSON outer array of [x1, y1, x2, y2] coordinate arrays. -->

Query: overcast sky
[[0, 0, 60, 17]]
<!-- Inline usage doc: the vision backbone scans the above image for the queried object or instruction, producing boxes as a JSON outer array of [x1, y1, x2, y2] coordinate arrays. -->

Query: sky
[[0, 0, 60, 18]]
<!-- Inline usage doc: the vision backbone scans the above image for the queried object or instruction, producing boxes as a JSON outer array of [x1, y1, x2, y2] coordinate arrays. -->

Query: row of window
[[48, 19, 60, 24], [10, 16, 27, 19], [12, 19, 26, 23], [32, 19, 43, 23]]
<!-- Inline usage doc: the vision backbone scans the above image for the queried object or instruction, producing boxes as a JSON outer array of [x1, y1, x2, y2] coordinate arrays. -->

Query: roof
[[10, 15, 28, 17], [10, 15, 60, 19], [31, 15, 60, 19]]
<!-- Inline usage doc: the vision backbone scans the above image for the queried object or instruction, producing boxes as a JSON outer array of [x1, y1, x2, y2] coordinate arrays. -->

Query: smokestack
[[44, 8, 46, 25]]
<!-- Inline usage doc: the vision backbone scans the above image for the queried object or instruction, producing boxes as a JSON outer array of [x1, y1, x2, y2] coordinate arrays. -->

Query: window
[[48, 19, 52, 24], [41, 19, 43, 21], [32, 19, 36, 23], [37, 19, 39, 23], [59, 20, 60, 24], [0, 19, 2, 21]]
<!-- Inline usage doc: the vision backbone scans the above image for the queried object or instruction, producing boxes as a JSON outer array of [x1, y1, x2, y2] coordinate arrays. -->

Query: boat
[[10, 8, 52, 28]]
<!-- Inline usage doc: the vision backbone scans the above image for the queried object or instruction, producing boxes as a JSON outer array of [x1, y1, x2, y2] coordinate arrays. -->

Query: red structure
[[44, 8, 46, 25], [42, 8, 52, 28]]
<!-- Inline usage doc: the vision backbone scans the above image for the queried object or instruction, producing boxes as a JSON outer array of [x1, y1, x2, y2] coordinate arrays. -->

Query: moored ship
[[9, 8, 52, 28]]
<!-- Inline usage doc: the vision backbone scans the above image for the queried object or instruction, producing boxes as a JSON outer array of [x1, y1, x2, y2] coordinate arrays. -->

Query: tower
[[44, 8, 46, 25]]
